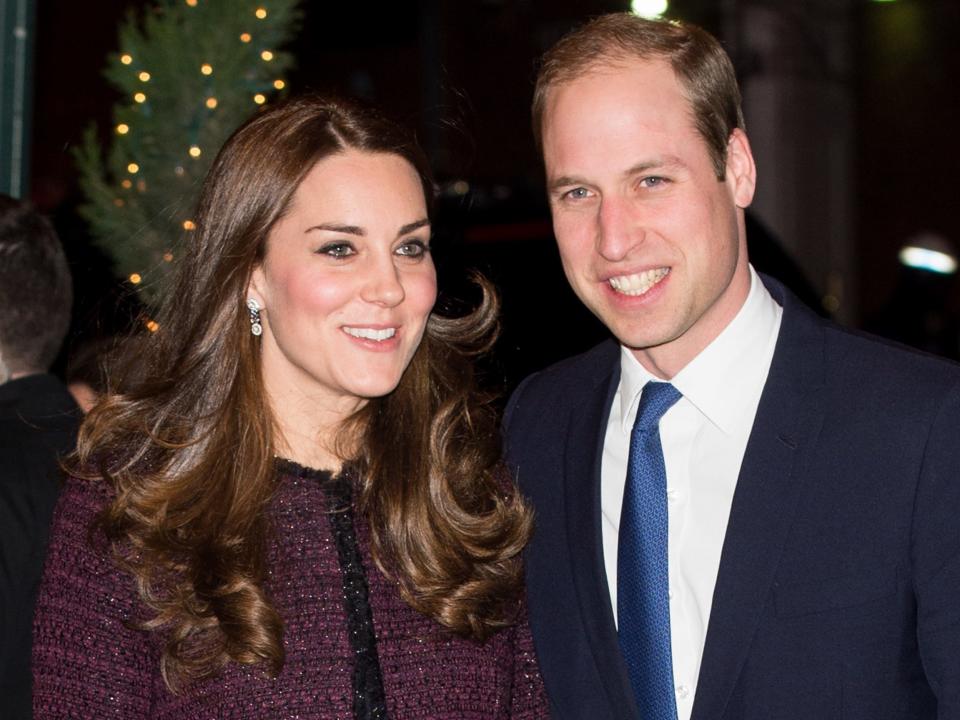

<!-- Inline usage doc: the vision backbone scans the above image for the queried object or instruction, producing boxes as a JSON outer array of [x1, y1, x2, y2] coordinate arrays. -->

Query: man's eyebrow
[[306, 223, 365, 236], [547, 176, 587, 192], [624, 156, 686, 175], [397, 218, 430, 237]]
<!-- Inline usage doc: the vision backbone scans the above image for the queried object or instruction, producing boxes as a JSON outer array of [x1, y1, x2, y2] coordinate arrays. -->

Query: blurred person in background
[[0, 194, 79, 720], [64, 335, 117, 413]]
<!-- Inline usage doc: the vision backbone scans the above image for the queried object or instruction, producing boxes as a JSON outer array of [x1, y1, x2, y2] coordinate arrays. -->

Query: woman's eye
[[396, 239, 429, 258], [318, 242, 355, 258]]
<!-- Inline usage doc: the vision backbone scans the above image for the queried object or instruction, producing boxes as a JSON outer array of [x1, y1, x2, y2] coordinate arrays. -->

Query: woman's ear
[[247, 265, 267, 309]]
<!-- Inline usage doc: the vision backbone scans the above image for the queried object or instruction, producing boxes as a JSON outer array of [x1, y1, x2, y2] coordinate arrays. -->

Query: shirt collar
[[618, 266, 782, 435]]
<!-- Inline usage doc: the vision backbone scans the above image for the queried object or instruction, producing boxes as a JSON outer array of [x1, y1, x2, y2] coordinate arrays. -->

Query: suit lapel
[[563, 351, 641, 718], [691, 279, 827, 720]]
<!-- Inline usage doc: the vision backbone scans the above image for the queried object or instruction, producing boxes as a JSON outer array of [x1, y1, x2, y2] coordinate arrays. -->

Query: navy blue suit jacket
[[504, 277, 960, 719]]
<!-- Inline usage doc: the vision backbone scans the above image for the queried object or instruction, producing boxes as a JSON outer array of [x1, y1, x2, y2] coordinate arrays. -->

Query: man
[[504, 13, 960, 720], [0, 194, 79, 719]]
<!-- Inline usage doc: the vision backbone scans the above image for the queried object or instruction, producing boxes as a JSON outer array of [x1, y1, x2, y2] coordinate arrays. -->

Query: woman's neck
[[269, 395, 365, 474]]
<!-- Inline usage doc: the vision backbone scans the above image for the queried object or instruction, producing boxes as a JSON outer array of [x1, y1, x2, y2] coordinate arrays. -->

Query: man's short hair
[[532, 12, 745, 179], [0, 195, 72, 374]]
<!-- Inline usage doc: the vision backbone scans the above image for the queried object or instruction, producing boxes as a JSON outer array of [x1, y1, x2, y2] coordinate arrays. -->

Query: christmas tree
[[75, 0, 300, 306]]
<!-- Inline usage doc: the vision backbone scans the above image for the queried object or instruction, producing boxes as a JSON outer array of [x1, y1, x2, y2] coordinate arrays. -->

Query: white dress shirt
[[600, 266, 782, 718]]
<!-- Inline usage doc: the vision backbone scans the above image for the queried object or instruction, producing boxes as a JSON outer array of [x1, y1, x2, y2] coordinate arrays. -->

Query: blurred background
[[3, 0, 959, 394]]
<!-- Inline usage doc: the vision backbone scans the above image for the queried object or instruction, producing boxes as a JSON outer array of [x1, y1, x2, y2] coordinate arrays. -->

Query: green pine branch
[[76, 0, 301, 306]]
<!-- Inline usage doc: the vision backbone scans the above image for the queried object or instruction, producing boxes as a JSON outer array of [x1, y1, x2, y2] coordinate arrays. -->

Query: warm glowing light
[[183, 220, 197, 231], [200, 63, 213, 75], [630, 0, 669, 19], [260, 50, 274, 61], [138, 71, 151, 82], [163, 252, 174, 262], [116, 123, 130, 135], [255, 7, 267, 19], [273, 79, 285, 90], [189, 145, 202, 158], [121, 179, 133, 189], [134, 92, 147, 103], [185, 0, 198, 6], [205, 96, 218, 109], [253, 93, 267, 105], [129, 273, 142, 284], [127, 163, 140, 174], [113, 198, 125, 207], [120, 54, 133, 65], [137, 180, 147, 192], [899, 246, 958, 274], [240, 32, 252, 43], [145, 320, 160, 333]]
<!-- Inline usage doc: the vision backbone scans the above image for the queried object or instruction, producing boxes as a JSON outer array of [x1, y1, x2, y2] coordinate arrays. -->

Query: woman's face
[[249, 149, 436, 420]]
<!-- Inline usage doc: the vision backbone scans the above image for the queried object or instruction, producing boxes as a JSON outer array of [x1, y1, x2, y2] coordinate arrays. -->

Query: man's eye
[[640, 176, 667, 188], [563, 187, 591, 200], [396, 239, 429, 258], [318, 242, 355, 258]]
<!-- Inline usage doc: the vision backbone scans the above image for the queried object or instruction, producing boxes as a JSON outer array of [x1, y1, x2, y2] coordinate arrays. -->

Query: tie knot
[[633, 382, 681, 435]]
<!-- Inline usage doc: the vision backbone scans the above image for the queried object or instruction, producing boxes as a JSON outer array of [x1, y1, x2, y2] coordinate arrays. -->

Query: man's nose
[[596, 196, 643, 262]]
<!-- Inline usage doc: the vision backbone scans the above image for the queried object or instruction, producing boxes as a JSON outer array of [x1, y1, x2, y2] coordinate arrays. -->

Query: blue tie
[[618, 381, 682, 720]]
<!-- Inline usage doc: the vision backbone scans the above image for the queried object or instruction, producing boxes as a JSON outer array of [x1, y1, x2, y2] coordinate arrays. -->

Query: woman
[[32, 95, 549, 719]]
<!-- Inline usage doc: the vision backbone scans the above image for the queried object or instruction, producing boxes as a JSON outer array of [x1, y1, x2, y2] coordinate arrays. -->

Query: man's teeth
[[344, 327, 396, 341], [609, 268, 669, 296]]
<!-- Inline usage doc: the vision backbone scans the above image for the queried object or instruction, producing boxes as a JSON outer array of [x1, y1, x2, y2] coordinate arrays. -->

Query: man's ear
[[725, 128, 756, 209]]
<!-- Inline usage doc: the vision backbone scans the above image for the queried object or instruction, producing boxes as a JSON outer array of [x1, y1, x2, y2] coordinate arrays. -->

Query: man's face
[[541, 58, 756, 377]]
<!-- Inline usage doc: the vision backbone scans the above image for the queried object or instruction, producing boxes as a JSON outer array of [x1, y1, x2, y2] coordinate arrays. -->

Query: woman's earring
[[247, 298, 263, 336]]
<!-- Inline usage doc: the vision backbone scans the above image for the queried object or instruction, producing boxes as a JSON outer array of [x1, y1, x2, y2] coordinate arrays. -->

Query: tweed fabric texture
[[32, 462, 549, 719], [618, 382, 681, 720]]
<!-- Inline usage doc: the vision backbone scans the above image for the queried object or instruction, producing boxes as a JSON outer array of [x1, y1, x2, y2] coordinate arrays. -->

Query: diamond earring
[[247, 298, 263, 336]]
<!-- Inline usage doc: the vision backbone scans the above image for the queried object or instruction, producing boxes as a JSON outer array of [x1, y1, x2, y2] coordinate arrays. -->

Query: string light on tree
[[129, 273, 142, 284], [74, 0, 300, 306]]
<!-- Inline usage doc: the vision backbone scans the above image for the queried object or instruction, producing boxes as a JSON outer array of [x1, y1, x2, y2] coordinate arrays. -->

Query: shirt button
[[668, 588, 674, 600], [676, 685, 690, 700]]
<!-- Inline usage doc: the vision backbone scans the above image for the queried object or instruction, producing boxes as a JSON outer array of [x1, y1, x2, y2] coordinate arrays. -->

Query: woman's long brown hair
[[68, 95, 532, 691]]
